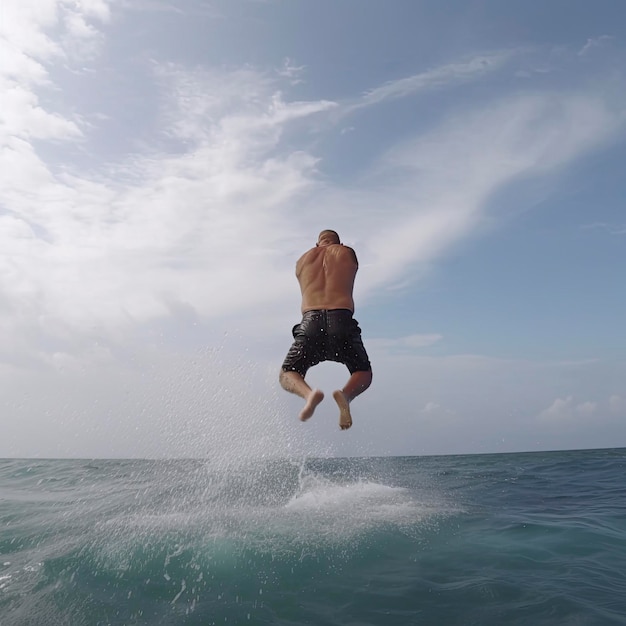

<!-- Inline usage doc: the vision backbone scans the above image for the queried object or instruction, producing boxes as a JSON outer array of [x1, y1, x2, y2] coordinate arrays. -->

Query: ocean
[[1, 448, 625, 625]]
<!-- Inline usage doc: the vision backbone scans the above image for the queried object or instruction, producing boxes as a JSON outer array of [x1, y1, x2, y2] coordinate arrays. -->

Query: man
[[280, 229, 372, 430]]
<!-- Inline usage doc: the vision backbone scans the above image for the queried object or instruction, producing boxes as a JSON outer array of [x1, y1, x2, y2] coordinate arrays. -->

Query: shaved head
[[318, 229, 340, 245]]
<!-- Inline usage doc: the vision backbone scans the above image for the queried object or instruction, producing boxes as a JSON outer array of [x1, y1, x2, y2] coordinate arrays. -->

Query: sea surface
[[1, 448, 625, 625]]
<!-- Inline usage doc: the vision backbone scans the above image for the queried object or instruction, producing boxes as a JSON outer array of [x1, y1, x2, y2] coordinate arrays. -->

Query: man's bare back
[[296, 242, 358, 313], [279, 230, 372, 429]]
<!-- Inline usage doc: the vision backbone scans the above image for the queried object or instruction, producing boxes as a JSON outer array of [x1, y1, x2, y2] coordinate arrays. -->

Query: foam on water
[[287, 475, 407, 510], [282, 473, 434, 539], [0, 457, 440, 624], [78, 458, 442, 564]]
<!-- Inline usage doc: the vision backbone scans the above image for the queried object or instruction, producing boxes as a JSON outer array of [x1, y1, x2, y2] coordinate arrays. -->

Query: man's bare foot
[[333, 390, 353, 430], [299, 389, 324, 422]]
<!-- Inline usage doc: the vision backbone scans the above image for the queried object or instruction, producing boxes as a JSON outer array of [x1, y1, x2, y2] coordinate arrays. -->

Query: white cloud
[[0, 2, 62, 63], [582, 222, 626, 235], [0, 0, 110, 179], [349, 50, 514, 112], [74, 0, 111, 21], [277, 58, 306, 85], [0, 84, 83, 141], [538, 396, 598, 421], [0, 1, 110, 79], [579, 35, 613, 57], [420, 401, 455, 418], [0, 59, 338, 367], [156, 64, 335, 144], [369, 334, 443, 352], [336, 90, 623, 296], [609, 395, 626, 416]]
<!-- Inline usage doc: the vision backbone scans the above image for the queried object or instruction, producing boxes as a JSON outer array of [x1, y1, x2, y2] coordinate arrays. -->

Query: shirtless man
[[280, 230, 373, 429]]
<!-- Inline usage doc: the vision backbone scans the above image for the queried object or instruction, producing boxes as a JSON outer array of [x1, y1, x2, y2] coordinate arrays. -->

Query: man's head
[[317, 229, 340, 246]]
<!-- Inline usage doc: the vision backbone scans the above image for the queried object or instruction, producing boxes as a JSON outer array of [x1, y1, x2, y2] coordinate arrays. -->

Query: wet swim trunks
[[281, 309, 371, 377]]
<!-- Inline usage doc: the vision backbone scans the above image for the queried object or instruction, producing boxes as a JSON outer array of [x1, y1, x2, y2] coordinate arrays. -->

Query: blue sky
[[1, 0, 625, 458]]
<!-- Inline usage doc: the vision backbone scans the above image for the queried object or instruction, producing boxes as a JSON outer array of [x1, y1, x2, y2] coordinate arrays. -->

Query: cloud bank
[[1, 1, 625, 456]]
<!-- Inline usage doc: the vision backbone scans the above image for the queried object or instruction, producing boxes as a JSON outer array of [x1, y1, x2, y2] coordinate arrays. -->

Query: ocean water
[[1, 449, 625, 625]]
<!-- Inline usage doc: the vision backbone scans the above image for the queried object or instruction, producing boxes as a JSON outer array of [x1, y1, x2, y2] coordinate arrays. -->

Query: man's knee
[[355, 369, 373, 390], [280, 368, 303, 387]]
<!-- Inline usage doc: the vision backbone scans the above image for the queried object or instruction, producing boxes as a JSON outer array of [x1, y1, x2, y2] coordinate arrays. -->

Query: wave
[[3, 452, 625, 625]]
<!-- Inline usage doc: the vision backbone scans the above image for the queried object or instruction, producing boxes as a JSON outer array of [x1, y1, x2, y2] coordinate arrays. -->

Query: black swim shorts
[[281, 309, 371, 377]]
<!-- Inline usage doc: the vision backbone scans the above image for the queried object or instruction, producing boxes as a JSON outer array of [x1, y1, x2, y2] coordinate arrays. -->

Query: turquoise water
[[1, 449, 625, 625]]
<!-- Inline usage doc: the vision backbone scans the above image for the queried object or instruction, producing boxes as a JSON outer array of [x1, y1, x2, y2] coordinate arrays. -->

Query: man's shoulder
[[296, 247, 323, 273], [332, 244, 358, 265], [298, 246, 322, 263], [297, 244, 357, 267], [326, 243, 354, 252]]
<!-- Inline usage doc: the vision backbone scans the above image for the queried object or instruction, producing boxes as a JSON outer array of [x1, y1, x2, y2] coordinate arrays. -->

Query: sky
[[1, 0, 625, 459]]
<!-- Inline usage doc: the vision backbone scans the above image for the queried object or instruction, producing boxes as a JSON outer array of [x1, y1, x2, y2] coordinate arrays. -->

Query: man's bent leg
[[279, 370, 324, 422], [343, 370, 373, 402], [333, 370, 373, 430]]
